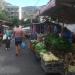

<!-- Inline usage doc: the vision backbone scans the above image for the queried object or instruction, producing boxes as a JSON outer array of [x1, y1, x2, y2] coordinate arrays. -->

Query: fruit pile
[[42, 52, 59, 62]]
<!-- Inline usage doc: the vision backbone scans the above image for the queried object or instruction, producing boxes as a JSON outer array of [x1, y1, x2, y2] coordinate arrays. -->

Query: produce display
[[35, 42, 47, 55], [42, 52, 59, 62], [30, 26, 74, 74], [35, 42, 45, 50], [68, 65, 75, 72], [44, 34, 58, 49], [31, 40, 38, 44], [44, 34, 72, 53], [30, 38, 65, 74], [30, 40, 38, 50]]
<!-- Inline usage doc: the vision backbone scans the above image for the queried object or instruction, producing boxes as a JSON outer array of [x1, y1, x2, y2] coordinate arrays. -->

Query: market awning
[[34, 0, 75, 24], [38, 0, 75, 15], [34, 0, 56, 17]]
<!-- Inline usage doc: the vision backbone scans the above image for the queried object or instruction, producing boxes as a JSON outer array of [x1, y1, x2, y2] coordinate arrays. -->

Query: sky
[[5, 0, 49, 7]]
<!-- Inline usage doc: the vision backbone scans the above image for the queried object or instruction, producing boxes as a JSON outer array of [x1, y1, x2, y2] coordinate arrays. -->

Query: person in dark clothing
[[0, 22, 4, 46], [63, 27, 72, 44], [5, 29, 11, 50], [30, 32, 37, 40]]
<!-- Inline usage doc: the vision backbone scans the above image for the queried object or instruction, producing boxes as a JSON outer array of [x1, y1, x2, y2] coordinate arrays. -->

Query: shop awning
[[34, 0, 56, 17], [38, 0, 75, 15], [34, 0, 75, 24]]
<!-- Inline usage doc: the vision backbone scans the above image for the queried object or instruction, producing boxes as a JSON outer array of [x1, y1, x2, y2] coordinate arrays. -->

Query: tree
[[21, 19, 31, 27], [11, 17, 20, 26], [0, 10, 9, 20], [24, 19, 31, 24]]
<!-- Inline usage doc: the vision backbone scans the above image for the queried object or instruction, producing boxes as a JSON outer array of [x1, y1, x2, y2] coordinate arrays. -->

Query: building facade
[[5, 3, 19, 19], [22, 6, 38, 19], [0, 0, 5, 10]]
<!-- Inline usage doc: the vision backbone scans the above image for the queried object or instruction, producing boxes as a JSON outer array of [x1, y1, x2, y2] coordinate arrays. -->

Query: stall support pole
[[61, 20, 64, 37]]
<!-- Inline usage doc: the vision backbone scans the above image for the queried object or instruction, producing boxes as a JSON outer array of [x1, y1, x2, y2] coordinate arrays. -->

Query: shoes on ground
[[16, 53, 19, 56]]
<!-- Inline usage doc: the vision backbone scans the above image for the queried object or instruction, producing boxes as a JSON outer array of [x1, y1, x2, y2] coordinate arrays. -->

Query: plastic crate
[[41, 58, 65, 75]]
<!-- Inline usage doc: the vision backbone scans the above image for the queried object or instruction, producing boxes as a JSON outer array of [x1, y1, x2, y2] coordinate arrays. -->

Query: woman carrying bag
[[5, 29, 11, 50]]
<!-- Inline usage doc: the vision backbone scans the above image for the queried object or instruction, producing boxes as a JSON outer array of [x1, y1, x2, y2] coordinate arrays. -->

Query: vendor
[[62, 27, 72, 44], [30, 31, 37, 40]]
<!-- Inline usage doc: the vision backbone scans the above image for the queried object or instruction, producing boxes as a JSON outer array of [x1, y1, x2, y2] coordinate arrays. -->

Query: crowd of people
[[0, 21, 38, 57], [0, 21, 25, 56], [0, 20, 74, 57]]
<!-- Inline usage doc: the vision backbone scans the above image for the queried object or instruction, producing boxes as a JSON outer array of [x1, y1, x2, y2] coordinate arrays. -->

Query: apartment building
[[22, 6, 38, 19], [5, 3, 19, 19], [0, 0, 5, 10]]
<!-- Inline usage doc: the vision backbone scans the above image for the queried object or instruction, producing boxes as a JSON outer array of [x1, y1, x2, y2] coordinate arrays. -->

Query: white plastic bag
[[3, 34, 7, 40], [8, 37, 11, 40]]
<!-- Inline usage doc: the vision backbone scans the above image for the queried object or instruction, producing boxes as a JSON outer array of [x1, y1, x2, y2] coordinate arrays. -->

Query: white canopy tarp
[[22, 27, 30, 30]]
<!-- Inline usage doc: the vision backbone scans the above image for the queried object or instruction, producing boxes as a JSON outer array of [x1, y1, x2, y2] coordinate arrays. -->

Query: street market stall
[[32, 0, 75, 74]]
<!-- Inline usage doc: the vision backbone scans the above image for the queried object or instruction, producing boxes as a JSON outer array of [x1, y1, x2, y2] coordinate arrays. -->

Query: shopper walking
[[13, 25, 24, 56], [5, 29, 12, 50]]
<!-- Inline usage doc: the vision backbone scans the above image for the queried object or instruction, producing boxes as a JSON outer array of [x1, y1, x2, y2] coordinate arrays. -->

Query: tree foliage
[[21, 19, 31, 27], [0, 10, 9, 20], [24, 19, 31, 24], [11, 17, 20, 26]]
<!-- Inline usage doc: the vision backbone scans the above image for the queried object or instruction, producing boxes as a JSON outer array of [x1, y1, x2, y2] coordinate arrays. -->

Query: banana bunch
[[42, 52, 59, 62]]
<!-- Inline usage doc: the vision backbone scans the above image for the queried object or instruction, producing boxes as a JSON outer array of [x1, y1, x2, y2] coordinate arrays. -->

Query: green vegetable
[[44, 34, 72, 53], [35, 42, 45, 50], [52, 37, 72, 52], [36, 49, 47, 55], [41, 49, 47, 53], [31, 40, 38, 49]]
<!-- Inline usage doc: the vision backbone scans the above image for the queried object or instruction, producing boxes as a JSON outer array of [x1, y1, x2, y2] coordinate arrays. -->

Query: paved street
[[0, 40, 44, 75]]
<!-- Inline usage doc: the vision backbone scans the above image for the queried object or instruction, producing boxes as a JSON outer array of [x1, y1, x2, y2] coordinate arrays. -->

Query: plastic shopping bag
[[3, 34, 7, 40], [21, 42, 26, 49]]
